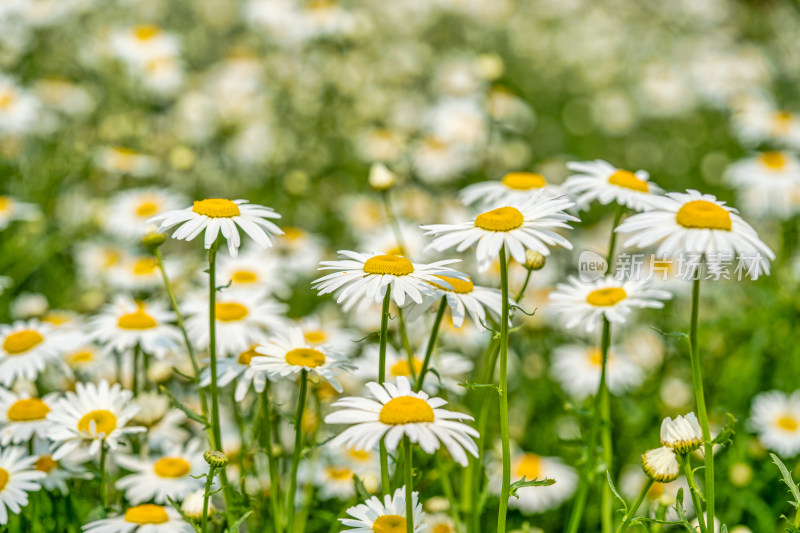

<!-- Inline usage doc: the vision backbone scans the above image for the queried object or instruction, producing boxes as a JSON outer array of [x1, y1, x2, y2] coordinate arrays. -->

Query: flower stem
[[435, 453, 461, 530], [286, 369, 308, 533], [497, 246, 511, 533], [688, 275, 715, 530], [397, 309, 418, 382], [201, 466, 217, 533], [404, 437, 414, 533], [99, 441, 107, 517], [260, 383, 283, 533], [414, 296, 447, 392], [132, 343, 140, 397], [600, 317, 613, 533], [607, 205, 625, 273], [615, 478, 653, 533], [379, 289, 392, 496], [679, 454, 707, 533]]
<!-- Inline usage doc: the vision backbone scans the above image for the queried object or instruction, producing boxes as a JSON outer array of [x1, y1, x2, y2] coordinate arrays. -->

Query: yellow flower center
[[608, 169, 650, 192], [777, 414, 799, 432], [215, 302, 249, 322], [134, 25, 161, 41], [7, 398, 50, 421], [35, 455, 57, 473], [3, 329, 44, 354], [0, 469, 8, 492], [67, 350, 94, 365], [238, 346, 259, 365], [192, 199, 240, 218], [587, 348, 604, 367], [348, 449, 371, 461], [78, 410, 117, 437], [231, 269, 258, 284], [429, 275, 474, 294], [42, 312, 71, 326], [474, 206, 524, 232], [0, 196, 9, 213], [390, 358, 424, 377], [363, 255, 414, 276], [154, 457, 192, 478], [303, 330, 327, 344], [433, 525, 455, 533], [372, 515, 407, 533], [675, 200, 731, 231], [326, 466, 353, 481], [586, 287, 627, 307], [117, 308, 158, 330], [285, 348, 326, 368], [132, 257, 158, 275], [772, 111, 794, 134], [379, 396, 434, 425], [282, 227, 306, 241], [760, 151, 788, 171], [501, 172, 547, 190], [514, 453, 541, 479], [103, 249, 122, 268], [135, 201, 159, 218], [124, 504, 170, 524]]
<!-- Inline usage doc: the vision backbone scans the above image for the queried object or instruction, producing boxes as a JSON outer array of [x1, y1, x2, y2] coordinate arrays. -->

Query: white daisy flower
[[0, 75, 42, 136], [251, 327, 351, 391], [549, 344, 645, 399], [490, 451, 578, 514], [110, 25, 180, 68], [660, 413, 703, 454], [549, 276, 672, 333], [184, 290, 287, 356], [89, 297, 182, 359], [294, 317, 357, 356], [275, 226, 325, 280], [421, 193, 578, 272], [615, 189, 775, 279], [325, 376, 479, 466], [200, 345, 269, 402], [31, 442, 92, 495], [104, 188, 186, 240], [95, 147, 159, 178], [0, 447, 45, 525], [460, 172, 563, 208], [215, 247, 291, 298], [642, 447, 680, 483], [409, 273, 504, 328], [115, 440, 206, 504], [564, 159, 663, 211], [82, 504, 194, 533], [732, 99, 800, 149], [340, 486, 426, 533], [749, 390, 800, 457], [107, 254, 182, 292], [0, 389, 57, 445], [0, 195, 39, 230], [300, 447, 380, 501], [725, 151, 800, 220], [149, 198, 282, 257], [312, 251, 465, 311], [180, 489, 214, 520], [47, 380, 144, 460], [0, 319, 71, 386]]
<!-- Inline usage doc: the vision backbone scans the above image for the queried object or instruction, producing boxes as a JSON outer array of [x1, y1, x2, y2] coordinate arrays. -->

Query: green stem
[[497, 246, 511, 533], [397, 309, 418, 382], [382, 190, 408, 254], [615, 478, 653, 533], [414, 297, 447, 392], [99, 442, 107, 517], [286, 370, 308, 533], [688, 275, 715, 530], [600, 318, 613, 533], [132, 343, 140, 397], [404, 438, 414, 533], [201, 466, 217, 533], [607, 205, 625, 274], [679, 454, 707, 533], [379, 289, 392, 496], [435, 453, 461, 531], [260, 383, 283, 533]]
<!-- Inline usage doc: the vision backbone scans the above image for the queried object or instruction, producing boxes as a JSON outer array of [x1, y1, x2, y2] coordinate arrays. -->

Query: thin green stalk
[[132, 343, 140, 397], [397, 309, 418, 382], [689, 275, 715, 529], [286, 370, 309, 533], [615, 478, 653, 533], [600, 319, 613, 533], [497, 246, 511, 533], [99, 442, 107, 517], [379, 289, 392, 496], [435, 453, 462, 531], [607, 205, 625, 273], [679, 454, 707, 533], [260, 383, 283, 533], [414, 297, 447, 392], [201, 466, 217, 533], [404, 438, 414, 533], [382, 190, 408, 254], [141, 348, 150, 391]]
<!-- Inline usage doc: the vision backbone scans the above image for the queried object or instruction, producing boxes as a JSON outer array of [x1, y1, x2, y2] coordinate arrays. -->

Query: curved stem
[[414, 297, 447, 392], [679, 454, 707, 533], [260, 383, 283, 533], [379, 289, 392, 496], [404, 438, 414, 533], [497, 246, 511, 533], [615, 478, 653, 533], [286, 370, 308, 533], [689, 275, 715, 530], [201, 466, 217, 533]]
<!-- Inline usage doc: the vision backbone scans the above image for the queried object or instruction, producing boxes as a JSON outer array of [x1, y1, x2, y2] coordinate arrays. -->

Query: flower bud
[[204, 449, 229, 468], [660, 412, 702, 454], [368, 163, 397, 191], [524, 250, 546, 271], [642, 446, 680, 483], [141, 230, 166, 251]]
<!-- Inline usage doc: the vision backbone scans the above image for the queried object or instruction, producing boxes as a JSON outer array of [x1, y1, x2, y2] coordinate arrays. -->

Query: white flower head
[[90, 297, 182, 359], [642, 446, 680, 483], [340, 486, 426, 532], [0, 389, 57, 445], [82, 504, 194, 533], [459, 172, 563, 208], [725, 151, 800, 221], [749, 390, 800, 457], [490, 451, 578, 514], [115, 440, 207, 504], [564, 159, 663, 211], [0, 319, 72, 386], [660, 413, 703, 454]]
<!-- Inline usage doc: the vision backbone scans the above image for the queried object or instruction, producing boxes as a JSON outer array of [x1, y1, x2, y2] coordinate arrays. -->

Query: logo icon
[[578, 250, 607, 282]]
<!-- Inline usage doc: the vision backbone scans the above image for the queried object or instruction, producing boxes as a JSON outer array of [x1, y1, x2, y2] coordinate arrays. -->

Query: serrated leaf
[[606, 470, 628, 515], [711, 413, 737, 447], [771, 453, 800, 509], [167, 496, 201, 533], [159, 385, 210, 428], [508, 476, 555, 499]]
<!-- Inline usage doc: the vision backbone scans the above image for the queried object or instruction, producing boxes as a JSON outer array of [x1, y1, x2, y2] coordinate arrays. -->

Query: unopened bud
[[524, 250, 546, 271], [141, 231, 166, 251], [369, 163, 397, 191], [204, 449, 229, 468], [642, 447, 680, 483]]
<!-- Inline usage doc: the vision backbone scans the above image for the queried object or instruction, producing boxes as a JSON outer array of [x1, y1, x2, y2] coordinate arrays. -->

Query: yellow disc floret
[[192, 199, 241, 218], [3, 329, 44, 354], [390, 358, 424, 377], [78, 410, 117, 437], [501, 172, 546, 190], [586, 287, 627, 307], [474, 206, 524, 232], [124, 504, 170, 524], [372, 514, 407, 533], [760, 151, 788, 171], [777, 414, 799, 432], [608, 169, 650, 192], [285, 348, 326, 368], [363, 255, 414, 276], [215, 302, 249, 322], [154, 457, 192, 478], [429, 275, 474, 294], [675, 200, 732, 231], [7, 398, 50, 421], [514, 453, 541, 479], [379, 396, 434, 425], [117, 308, 158, 330]]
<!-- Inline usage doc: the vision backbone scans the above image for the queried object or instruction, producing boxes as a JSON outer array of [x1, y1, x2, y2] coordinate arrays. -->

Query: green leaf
[[171, 365, 197, 383], [167, 496, 201, 533], [224, 511, 253, 533], [459, 381, 501, 393], [159, 385, 210, 428], [650, 326, 689, 339], [711, 413, 737, 448], [606, 470, 628, 516], [353, 474, 371, 500], [771, 453, 800, 509], [508, 476, 555, 499]]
